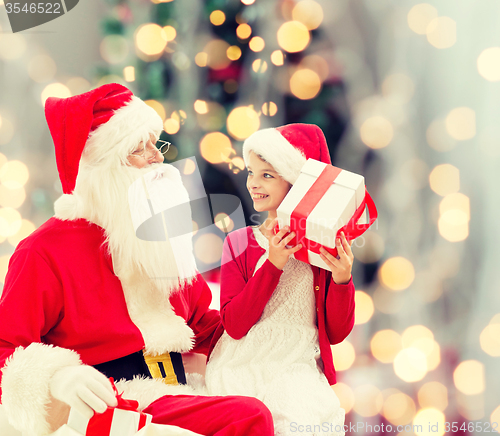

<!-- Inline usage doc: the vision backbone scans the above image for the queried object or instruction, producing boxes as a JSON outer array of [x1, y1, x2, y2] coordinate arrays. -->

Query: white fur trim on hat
[[1, 343, 82, 435], [83, 96, 164, 167], [242, 128, 307, 184]]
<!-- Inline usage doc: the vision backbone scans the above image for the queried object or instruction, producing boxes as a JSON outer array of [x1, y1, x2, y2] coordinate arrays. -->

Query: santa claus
[[0, 84, 273, 436]]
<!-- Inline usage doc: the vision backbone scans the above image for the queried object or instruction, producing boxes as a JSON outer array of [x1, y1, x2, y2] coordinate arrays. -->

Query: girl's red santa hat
[[242, 123, 332, 184], [45, 83, 163, 194]]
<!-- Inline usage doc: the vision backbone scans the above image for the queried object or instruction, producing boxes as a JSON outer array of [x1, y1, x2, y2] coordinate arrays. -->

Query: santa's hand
[[49, 365, 118, 419]]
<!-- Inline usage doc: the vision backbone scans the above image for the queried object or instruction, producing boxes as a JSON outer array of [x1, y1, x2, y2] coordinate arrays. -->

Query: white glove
[[49, 365, 118, 419]]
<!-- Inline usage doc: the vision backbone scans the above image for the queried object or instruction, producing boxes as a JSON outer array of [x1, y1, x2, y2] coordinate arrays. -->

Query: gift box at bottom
[[67, 406, 152, 436]]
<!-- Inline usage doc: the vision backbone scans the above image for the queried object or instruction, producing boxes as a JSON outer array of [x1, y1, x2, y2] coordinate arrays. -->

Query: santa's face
[[127, 134, 164, 168]]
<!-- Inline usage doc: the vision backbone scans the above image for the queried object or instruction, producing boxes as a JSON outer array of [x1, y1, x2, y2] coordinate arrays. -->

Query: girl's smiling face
[[246, 151, 291, 213]]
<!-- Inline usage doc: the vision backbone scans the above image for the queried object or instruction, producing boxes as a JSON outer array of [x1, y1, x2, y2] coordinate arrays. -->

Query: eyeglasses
[[129, 136, 171, 161]]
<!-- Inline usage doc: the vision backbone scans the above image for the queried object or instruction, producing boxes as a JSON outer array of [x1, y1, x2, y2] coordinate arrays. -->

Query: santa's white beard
[[72, 162, 198, 299]]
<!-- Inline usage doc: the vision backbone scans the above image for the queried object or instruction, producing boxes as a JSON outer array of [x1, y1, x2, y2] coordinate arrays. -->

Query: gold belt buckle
[[143, 351, 179, 385]]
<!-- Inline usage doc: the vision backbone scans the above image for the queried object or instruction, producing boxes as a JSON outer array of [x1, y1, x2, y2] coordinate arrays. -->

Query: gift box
[[277, 158, 377, 270], [67, 379, 152, 436]]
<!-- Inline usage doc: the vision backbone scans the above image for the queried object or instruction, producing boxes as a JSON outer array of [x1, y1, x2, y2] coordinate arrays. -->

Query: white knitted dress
[[206, 227, 345, 436]]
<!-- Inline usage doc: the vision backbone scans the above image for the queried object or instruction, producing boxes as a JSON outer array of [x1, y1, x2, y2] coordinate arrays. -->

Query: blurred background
[[1, 0, 500, 435]]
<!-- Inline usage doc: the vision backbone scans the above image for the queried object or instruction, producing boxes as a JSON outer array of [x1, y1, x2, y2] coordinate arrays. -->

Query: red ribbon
[[85, 378, 148, 435], [284, 165, 378, 263]]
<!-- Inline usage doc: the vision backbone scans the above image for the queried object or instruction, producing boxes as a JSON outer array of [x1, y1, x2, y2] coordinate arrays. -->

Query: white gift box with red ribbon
[[66, 379, 152, 436], [277, 159, 377, 270]]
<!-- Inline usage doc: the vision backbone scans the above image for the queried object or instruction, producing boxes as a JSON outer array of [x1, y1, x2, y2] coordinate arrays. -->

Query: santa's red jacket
[[0, 217, 220, 434]]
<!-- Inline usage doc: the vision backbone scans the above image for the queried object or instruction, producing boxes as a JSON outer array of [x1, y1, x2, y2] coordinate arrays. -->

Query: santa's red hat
[[45, 83, 163, 194], [242, 123, 332, 184]]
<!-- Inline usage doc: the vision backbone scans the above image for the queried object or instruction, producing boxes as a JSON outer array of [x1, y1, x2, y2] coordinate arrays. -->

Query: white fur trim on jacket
[[116, 377, 197, 411], [243, 128, 307, 185], [1, 343, 81, 435]]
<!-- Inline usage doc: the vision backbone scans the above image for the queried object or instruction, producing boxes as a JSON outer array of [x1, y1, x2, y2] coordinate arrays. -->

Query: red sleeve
[[0, 248, 63, 399], [323, 273, 355, 345], [184, 275, 221, 356], [220, 234, 283, 340]]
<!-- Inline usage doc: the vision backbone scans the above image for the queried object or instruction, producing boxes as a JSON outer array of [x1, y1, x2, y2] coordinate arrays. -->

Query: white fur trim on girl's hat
[[242, 123, 332, 185]]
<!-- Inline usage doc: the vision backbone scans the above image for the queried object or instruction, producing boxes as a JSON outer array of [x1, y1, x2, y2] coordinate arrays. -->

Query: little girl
[[205, 124, 355, 436]]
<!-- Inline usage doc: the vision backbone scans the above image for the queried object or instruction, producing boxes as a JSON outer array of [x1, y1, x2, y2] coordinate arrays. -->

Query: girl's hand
[[262, 218, 302, 270], [319, 231, 353, 284]]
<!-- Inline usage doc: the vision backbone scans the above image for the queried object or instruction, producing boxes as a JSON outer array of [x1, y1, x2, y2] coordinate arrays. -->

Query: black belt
[[94, 350, 186, 385]]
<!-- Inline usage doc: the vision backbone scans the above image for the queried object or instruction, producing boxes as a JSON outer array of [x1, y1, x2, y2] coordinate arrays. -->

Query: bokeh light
[[0, 34, 27, 60], [360, 116, 394, 149], [199, 132, 234, 164], [454, 360, 485, 395], [0, 207, 22, 238], [429, 164, 460, 196], [145, 100, 166, 121], [197, 102, 227, 131], [123, 66, 135, 82], [227, 46, 242, 61], [439, 193, 470, 221], [354, 291, 374, 325], [426, 17, 457, 49], [383, 393, 416, 426], [28, 55, 57, 83], [162, 26, 177, 41], [204, 39, 231, 70], [41, 83, 71, 105], [195, 52, 208, 67], [413, 408, 445, 436], [277, 21, 310, 53], [241, 0, 255, 4], [480, 321, 500, 356], [214, 213, 234, 233], [477, 47, 500, 82], [0, 160, 29, 189], [8, 219, 36, 247], [227, 106, 260, 140], [289, 69, 321, 100], [332, 383, 355, 414], [249, 37, 265, 52], [252, 59, 268, 73], [418, 382, 448, 412], [0, 185, 26, 209], [291, 0, 323, 30], [183, 159, 196, 175], [261, 102, 278, 117], [210, 10, 226, 26], [407, 4, 438, 35], [379, 257, 415, 291], [331, 340, 355, 371], [371, 329, 403, 363], [135, 24, 167, 56], [445, 107, 476, 140], [194, 233, 223, 264], [300, 55, 329, 82], [164, 118, 180, 135], [491, 405, 500, 433], [194, 100, 209, 114], [353, 385, 383, 417], [402, 325, 434, 348], [393, 348, 428, 382], [271, 50, 285, 66], [0, 255, 11, 284], [236, 23, 252, 40]]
